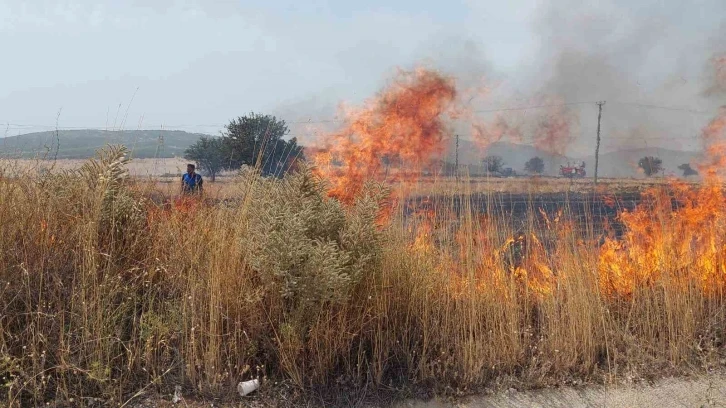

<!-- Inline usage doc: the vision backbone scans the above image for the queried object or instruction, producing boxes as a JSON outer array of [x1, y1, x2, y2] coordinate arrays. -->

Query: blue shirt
[[182, 172, 203, 193]]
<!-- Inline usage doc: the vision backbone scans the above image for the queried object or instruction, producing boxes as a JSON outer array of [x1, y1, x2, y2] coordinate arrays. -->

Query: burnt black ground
[[404, 191, 665, 239]]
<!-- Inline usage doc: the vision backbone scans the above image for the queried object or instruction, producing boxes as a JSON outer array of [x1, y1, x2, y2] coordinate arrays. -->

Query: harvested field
[[4, 3, 726, 405], [5, 145, 726, 405], [3, 63, 726, 408], [2, 147, 726, 408], [406, 176, 684, 196], [0, 157, 190, 177]]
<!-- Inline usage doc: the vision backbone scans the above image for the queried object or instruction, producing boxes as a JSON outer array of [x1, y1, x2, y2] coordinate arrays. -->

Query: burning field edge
[[2, 151, 726, 406], [2, 66, 726, 406]]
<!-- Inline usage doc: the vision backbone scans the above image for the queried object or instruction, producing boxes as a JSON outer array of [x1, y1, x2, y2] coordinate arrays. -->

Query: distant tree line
[[480, 154, 698, 179], [637, 156, 699, 178], [187, 121, 701, 181], [184, 112, 304, 181], [524, 156, 545, 174], [482, 155, 505, 175], [638, 156, 663, 176], [678, 163, 698, 177], [482, 155, 545, 176]]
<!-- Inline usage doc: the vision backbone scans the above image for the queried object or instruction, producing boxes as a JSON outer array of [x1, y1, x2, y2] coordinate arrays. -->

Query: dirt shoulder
[[395, 374, 726, 408], [128, 374, 726, 407]]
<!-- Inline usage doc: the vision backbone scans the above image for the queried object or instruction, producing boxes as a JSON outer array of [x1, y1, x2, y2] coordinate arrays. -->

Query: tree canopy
[[222, 112, 304, 177], [524, 156, 545, 174], [184, 136, 226, 182], [483, 155, 504, 174], [183, 113, 305, 180], [678, 163, 699, 177], [638, 156, 663, 177]]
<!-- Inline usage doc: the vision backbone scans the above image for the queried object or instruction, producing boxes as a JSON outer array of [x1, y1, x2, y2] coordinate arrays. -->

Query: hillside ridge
[[0, 129, 209, 159]]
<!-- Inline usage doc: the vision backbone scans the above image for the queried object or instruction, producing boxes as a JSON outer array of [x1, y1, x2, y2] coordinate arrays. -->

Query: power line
[[594, 101, 605, 185], [0, 101, 607, 130], [0, 123, 224, 130], [610, 101, 714, 115], [472, 101, 597, 113], [1, 101, 720, 133]]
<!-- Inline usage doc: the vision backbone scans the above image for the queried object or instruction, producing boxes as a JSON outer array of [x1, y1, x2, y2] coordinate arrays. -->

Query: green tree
[[678, 163, 698, 177], [524, 156, 545, 174], [638, 156, 663, 177], [483, 155, 504, 175], [184, 136, 226, 182], [222, 112, 304, 177]]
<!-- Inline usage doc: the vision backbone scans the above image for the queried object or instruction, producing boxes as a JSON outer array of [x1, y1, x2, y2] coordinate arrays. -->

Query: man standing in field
[[181, 163, 203, 195]]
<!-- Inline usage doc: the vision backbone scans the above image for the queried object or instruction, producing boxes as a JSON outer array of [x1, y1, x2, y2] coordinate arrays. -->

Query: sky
[[1, 0, 724, 155]]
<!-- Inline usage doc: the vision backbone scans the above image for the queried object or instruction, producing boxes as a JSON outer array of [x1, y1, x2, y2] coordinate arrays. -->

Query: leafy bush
[[238, 167, 384, 381]]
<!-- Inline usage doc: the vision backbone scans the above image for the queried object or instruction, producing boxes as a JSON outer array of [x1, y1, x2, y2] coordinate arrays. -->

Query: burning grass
[[1, 147, 725, 406], [311, 68, 458, 203], [2, 67, 726, 405]]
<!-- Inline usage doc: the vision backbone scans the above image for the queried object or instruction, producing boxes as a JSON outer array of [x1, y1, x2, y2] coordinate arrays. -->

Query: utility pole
[[594, 101, 605, 185], [455, 134, 459, 180]]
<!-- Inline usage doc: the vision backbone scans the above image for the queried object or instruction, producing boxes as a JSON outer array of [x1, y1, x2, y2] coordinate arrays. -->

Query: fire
[[412, 210, 560, 298], [534, 99, 577, 156], [308, 59, 726, 303], [706, 53, 726, 96], [471, 115, 522, 150], [502, 232, 556, 297], [599, 106, 726, 297], [408, 199, 437, 253], [147, 196, 203, 224], [312, 68, 457, 203], [699, 106, 726, 178], [411, 219, 434, 254], [599, 182, 726, 297]]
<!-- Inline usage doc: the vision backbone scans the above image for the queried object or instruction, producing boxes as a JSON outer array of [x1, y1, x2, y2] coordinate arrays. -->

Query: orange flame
[[534, 100, 577, 156], [312, 68, 457, 203], [147, 196, 203, 224], [306, 58, 726, 304], [705, 53, 726, 96], [599, 106, 726, 297], [599, 182, 726, 297], [699, 106, 726, 178], [471, 115, 522, 150]]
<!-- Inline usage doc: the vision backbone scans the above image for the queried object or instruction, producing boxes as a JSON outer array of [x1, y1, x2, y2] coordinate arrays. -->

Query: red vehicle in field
[[560, 162, 587, 178]]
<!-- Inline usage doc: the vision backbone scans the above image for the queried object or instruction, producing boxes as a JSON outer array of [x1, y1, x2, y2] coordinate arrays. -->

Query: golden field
[[0, 148, 724, 406], [0, 157, 190, 177]]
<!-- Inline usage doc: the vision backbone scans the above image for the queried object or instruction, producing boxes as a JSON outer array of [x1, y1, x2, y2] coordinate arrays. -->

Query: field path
[[395, 375, 726, 408]]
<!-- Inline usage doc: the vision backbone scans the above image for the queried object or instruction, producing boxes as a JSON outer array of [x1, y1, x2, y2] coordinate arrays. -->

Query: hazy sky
[[1, 0, 724, 154]]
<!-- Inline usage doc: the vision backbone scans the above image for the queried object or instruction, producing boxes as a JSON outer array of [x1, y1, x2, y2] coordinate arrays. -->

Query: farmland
[[4, 1, 726, 406], [1, 147, 725, 406], [1, 69, 725, 407]]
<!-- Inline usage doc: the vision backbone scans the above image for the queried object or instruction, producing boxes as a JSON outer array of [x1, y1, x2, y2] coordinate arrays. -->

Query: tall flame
[[705, 53, 726, 96], [699, 106, 726, 178], [312, 68, 457, 202], [534, 99, 577, 156], [599, 105, 726, 297], [471, 115, 522, 150], [309, 60, 726, 302]]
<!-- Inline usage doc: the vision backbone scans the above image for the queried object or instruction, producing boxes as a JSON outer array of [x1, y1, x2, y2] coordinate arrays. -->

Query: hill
[[0, 129, 208, 159], [1, 130, 703, 178]]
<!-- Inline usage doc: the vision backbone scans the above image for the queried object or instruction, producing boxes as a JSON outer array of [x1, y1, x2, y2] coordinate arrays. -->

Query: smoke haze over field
[[1, 0, 724, 158]]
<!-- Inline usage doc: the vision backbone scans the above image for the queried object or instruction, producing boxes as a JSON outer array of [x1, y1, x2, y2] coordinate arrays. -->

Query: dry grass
[[0, 149, 724, 406], [0, 158, 190, 177]]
